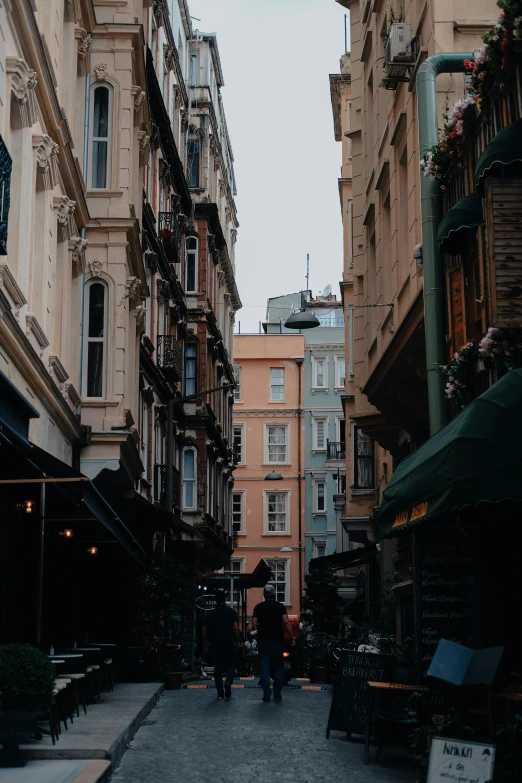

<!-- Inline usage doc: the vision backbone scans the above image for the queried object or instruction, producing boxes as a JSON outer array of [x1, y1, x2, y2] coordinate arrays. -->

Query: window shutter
[[486, 179, 522, 327]]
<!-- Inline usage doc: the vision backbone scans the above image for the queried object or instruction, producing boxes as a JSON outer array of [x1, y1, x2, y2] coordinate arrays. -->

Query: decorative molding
[[219, 181, 226, 198], [131, 85, 145, 124], [231, 228, 238, 244], [36, 134, 60, 190], [75, 28, 91, 76], [7, 58, 38, 127], [134, 304, 146, 331], [48, 354, 69, 384], [152, 0, 167, 27], [69, 237, 88, 272], [217, 270, 226, 286], [26, 314, 49, 353], [61, 381, 81, 410], [172, 84, 182, 110], [125, 276, 141, 302], [54, 196, 76, 242], [93, 63, 109, 82], [0, 262, 27, 318], [88, 258, 104, 277], [138, 131, 150, 155], [180, 109, 189, 130]]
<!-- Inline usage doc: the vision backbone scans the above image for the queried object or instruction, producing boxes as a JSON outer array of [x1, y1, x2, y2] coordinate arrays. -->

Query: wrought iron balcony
[[0, 135, 12, 255], [196, 512, 234, 550], [158, 212, 181, 264], [327, 441, 346, 461], [336, 469, 346, 495], [157, 335, 182, 382], [154, 463, 181, 511]]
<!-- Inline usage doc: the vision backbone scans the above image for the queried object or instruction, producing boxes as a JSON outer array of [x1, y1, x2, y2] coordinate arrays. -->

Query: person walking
[[251, 584, 295, 702], [202, 591, 240, 700]]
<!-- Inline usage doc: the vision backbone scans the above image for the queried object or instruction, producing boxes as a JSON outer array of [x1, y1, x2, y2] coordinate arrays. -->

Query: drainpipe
[[78, 43, 91, 410], [295, 356, 304, 614], [417, 53, 473, 435]]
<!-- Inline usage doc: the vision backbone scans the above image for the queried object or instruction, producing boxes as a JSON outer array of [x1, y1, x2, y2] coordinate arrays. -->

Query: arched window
[[89, 85, 112, 189], [185, 236, 197, 293], [182, 447, 197, 510], [83, 280, 107, 398]]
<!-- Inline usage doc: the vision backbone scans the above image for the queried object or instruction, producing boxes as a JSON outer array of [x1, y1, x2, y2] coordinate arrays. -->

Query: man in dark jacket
[[251, 585, 295, 702], [202, 591, 240, 699]]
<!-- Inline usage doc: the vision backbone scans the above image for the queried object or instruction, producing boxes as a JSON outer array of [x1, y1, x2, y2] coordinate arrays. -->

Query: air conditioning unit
[[383, 23, 416, 86]]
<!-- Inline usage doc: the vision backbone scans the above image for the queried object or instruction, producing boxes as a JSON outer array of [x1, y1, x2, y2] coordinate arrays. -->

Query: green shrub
[[0, 644, 55, 712]]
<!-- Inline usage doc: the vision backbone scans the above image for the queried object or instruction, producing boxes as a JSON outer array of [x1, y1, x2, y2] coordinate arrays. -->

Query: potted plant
[[302, 632, 339, 683], [0, 644, 55, 766]]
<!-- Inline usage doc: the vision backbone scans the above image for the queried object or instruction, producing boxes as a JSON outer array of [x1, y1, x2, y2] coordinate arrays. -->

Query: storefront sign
[[393, 501, 429, 528], [427, 737, 495, 783], [195, 594, 216, 611]]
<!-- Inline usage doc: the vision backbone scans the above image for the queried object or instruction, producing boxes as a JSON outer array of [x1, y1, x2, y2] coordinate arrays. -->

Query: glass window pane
[[87, 342, 104, 397], [93, 88, 109, 137], [186, 252, 196, 291], [184, 449, 195, 479], [88, 283, 105, 338], [92, 142, 107, 188], [184, 481, 194, 508]]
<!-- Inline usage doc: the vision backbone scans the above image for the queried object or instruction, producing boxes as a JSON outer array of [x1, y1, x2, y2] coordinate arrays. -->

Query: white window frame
[[233, 362, 241, 402], [233, 423, 245, 465], [335, 355, 346, 389], [264, 558, 290, 605], [312, 417, 327, 451], [82, 279, 108, 399], [263, 489, 290, 535], [313, 540, 327, 559], [269, 367, 285, 402], [232, 489, 246, 535], [226, 556, 246, 573], [88, 84, 113, 190], [182, 447, 197, 510], [312, 356, 328, 390], [313, 479, 327, 513], [185, 236, 198, 293], [264, 423, 290, 465]]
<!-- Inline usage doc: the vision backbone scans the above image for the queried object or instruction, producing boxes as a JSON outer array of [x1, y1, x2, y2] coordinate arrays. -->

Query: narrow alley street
[[111, 687, 418, 783]]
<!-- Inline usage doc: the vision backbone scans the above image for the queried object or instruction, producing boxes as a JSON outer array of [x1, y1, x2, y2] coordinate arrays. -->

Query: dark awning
[[0, 417, 146, 563], [437, 192, 483, 254], [210, 559, 272, 589], [309, 544, 377, 571], [474, 119, 522, 194], [379, 369, 522, 537]]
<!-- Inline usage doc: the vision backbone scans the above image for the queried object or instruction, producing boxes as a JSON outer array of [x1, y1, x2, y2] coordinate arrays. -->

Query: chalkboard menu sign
[[326, 650, 392, 738], [416, 532, 477, 675]]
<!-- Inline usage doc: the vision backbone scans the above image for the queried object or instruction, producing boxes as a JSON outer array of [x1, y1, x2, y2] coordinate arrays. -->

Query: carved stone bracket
[[219, 181, 226, 198], [0, 261, 27, 319], [158, 279, 171, 299], [164, 45, 175, 73], [177, 213, 189, 233], [152, 0, 167, 27], [93, 63, 109, 82], [131, 85, 145, 125], [180, 109, 189, 130], [172, 84, 182, 110], [26, 314, 49, 356], [61, 381, 81, 410], [144, 248, 158, 274], [125, 276, 141, 303], [75, 28, 91, 76], [209, 135, 218, 156], [134, 304, 146, 332], [138, 131, 150, 156], [225, 206, 232, 225], [150, 123, 160, 151], [231, 228, 238, 244], [54, 196, 76, 242], [48, 354, 69, 384], [7, 58, 38, 128], [223, 292, 231, 305], [159, 159, 171, 186], [69, 237, 88, 273], [214, 154, 222, 172], [36, 135, 60, 191], [88, 258, 104, 278], [217, 270, 226, 286]]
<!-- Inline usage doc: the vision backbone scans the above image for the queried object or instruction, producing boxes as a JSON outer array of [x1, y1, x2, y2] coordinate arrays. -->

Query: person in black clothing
[[202, 591, 240, 699], [251, 584, 295, 702]]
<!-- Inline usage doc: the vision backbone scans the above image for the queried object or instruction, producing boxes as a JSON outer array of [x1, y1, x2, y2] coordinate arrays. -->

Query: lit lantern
[[22, 500, 35, 514], [87, 546, 98, 555], [60, 529, 74, 539]]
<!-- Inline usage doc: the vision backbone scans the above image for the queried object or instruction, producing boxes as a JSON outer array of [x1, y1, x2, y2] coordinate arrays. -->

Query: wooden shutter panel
[[486, 179, 522, 327], [447, 265, 466, 353]]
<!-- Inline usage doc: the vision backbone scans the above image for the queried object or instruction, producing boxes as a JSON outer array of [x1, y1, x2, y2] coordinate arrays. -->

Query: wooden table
[[364, 681, 429, 764]]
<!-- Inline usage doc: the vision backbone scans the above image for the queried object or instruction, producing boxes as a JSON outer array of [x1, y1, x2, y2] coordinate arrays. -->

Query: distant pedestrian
[[202, 591, 240, 700], [251, 585, 295, 702]]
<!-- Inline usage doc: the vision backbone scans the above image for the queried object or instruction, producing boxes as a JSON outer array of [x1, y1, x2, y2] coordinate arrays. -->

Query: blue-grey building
[[264, 290, 345, 572]]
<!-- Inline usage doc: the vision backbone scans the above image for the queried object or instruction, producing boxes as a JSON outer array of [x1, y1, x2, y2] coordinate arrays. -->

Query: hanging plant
[[421, 97, 478, 188], [441, 342, 479, 408], [479, 326, 522, 370]]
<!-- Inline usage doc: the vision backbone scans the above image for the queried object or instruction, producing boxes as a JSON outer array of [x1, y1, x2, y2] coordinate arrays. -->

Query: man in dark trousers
[[251, 584, 295, 702], [202, 591, 240, 700]]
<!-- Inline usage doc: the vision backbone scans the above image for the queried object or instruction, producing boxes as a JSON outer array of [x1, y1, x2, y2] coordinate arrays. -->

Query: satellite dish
[[323, 284, 333, 297]]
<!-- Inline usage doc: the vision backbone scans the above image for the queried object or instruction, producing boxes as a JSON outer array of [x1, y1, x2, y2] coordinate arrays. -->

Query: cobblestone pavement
[[111, 688, 419, 783]]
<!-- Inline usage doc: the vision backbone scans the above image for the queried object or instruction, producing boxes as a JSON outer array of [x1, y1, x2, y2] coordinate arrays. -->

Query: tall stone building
[[0, 0, 239, 644]]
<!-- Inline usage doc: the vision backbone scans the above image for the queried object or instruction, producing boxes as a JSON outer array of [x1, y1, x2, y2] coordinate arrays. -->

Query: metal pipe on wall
[[416, 52, 473, 435], [78, 46, 91, 406], [295, 356, 304, 613]]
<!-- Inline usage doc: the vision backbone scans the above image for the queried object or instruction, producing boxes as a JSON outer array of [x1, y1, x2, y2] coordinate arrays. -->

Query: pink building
[[232, 334, 305, 620]]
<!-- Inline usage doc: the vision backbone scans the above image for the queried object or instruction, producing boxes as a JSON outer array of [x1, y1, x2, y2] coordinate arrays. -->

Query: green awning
[[379, 369, 522, 537], [437, 193, 483, 254], [474, 119, 522, 194]]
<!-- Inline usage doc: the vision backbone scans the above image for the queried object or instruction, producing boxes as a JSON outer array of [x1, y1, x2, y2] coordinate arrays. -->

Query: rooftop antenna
[[306, 253, 310, 294]]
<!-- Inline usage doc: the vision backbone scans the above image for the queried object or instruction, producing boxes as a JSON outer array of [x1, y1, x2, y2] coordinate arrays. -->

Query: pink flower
[[463, 59, 473, 70]]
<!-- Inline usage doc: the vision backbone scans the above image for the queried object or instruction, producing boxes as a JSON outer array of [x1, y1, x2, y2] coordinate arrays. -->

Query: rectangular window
[[183, 448, 196, 509], [313, 540, 327, 559], [232, 491, 245, 534], [84, 281, 107, 398], [313, 357, 327, 389], [354, 427, 374, 490], [233, 362, 241, 401], [265, 490, 289, 534], [313, 418, 327, 450], [188, 139, 199, 188], [91, 86, 111, 189], [185, 236, 197, 293], [190, 53, 198, 86], [185, 343, 197, 396], [233, 424, 245, 464], [270, 368, 285, 401], [266, 424, 288, 463], [264, 559, 288, 604], [313, 480, 326, 513], [335, 356, 346, 388]]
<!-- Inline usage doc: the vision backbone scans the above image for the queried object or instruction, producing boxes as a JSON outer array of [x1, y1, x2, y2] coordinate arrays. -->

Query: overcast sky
[[190, 0, 349, 332]]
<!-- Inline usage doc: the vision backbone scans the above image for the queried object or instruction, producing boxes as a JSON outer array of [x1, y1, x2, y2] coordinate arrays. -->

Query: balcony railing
[[336, 469, 346, 495], [158, 212, 181, 264], [154, 463, 181, 511], [157, 335, 182, 382], [0, 135, 12, 255], [327, 441, 346, 461], [196, 512, 234, 550]]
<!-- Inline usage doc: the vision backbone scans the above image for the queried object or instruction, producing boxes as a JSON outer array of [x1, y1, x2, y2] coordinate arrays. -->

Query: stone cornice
[[233, 409, 299, 418], [26, 314, 50, 351], [0, 262, 27, 317], [0, 288, 83, 442]]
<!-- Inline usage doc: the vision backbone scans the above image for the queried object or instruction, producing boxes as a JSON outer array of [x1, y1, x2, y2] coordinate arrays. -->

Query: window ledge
[[312, 511, 327, 516], [262, 463, 291, 467], [262, 532, 291, 537], [350, 488, 376, 498], [81, 399, 120, 407], [87, 189, 123, 198], [268, 400, 286, 404], [312, 388, 329, 392], [311, 449, 327, 453]]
